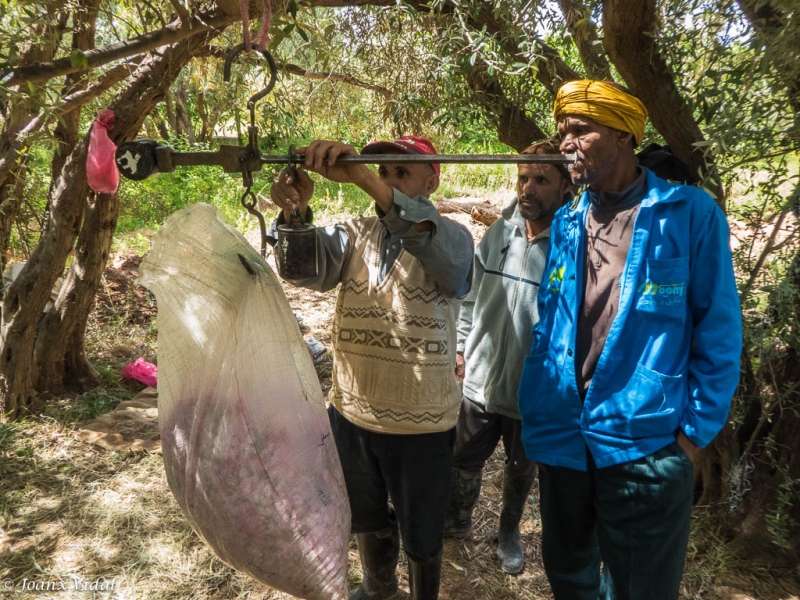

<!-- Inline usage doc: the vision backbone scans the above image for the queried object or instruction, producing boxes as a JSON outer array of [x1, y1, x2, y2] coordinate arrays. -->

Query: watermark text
[[2, 576, 119, 594]]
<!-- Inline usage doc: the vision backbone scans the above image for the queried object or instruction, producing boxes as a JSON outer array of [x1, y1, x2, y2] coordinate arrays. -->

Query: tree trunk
[[34, 29, 225, 397], [729, 243, 800, 558], [0, 0, 72, 417], [196, 88, 210, 143], [0, 159, 27, 274], [64, 313, 97, 390], [0, 163, 81, 418], [466, 65, 546, 151], [0, 0, 69, 277], [144, 109, 171, 141], [737, 0, 800, 113], [173, 80, 196, 143], [51, 0, 101, 162], [557, 0, 613, 81], [165, 91, 177, 138], [48, 0, 102, 207], [2, 30, 221, 418], [601, 0, 724, 204], [34, 191, 115, 393], [33, 0, 111, 394]]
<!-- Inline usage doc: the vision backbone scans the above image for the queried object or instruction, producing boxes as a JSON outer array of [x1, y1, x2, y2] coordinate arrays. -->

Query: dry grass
[[0, 393, 550, 600], [2, 219, 799, 600]]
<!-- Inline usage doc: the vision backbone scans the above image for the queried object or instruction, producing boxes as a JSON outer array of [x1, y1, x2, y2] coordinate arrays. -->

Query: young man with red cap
[[268, 137, 473, 600]]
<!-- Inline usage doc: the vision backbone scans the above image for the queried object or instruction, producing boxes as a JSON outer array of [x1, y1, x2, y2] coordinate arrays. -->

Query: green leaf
[[70, 49, 88, 70], [296, 26, 309, 42]]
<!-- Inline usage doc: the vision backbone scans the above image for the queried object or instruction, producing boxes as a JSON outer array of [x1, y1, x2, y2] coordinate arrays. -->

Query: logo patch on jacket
[[636, 280, 685, 306], [548, 266, 565, 292]]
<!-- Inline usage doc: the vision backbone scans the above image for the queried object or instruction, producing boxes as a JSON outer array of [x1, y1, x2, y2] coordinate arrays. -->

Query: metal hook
[[240, 184, 268, 258], [224, 44, 277, 255], [223, 43, 278, 128]]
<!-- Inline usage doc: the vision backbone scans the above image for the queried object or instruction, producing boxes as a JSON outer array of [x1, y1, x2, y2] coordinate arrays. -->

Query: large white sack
[[138, 203, 350, 600]]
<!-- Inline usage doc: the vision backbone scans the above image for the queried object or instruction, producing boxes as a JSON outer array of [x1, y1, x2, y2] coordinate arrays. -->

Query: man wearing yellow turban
[[517, 81, 742, 599], [553, 79, 648, 146]]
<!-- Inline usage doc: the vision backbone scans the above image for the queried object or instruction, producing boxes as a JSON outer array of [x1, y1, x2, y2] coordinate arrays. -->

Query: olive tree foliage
[[287, 0, 800, 554], [0, 0, 255, 417], [2, 0, 799, 554], [642, 0, 800, 555], [709, 1, 800, 556]]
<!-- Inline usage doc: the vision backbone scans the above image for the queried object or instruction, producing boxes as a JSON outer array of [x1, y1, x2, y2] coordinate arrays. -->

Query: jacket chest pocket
[[634, 257, 689, 322]]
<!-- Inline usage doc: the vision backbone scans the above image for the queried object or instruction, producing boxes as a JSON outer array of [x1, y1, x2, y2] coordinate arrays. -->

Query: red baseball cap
[[360, 135, 440, 176]]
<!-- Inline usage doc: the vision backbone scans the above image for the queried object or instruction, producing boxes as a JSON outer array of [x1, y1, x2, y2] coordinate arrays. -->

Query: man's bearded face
[[516, 163, 569, 224]]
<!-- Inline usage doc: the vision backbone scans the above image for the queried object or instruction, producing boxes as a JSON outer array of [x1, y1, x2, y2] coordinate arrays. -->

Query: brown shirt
[[575, 170, 648, 399]]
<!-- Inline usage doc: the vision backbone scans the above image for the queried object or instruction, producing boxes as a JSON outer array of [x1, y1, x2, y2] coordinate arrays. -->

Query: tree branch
[[740, 195, 798, 303], [0, 64, 133, 179], [201, 46, 395, 97], [167, 0, 192, 26], [448, 0, 579, 93], [558, 0, 612, 80], [281, 62, 393, 97], [602, 0, 724, 204], [736, 0, 800, 113], [466, 64, 546, 151], [5, 7, 239, 87], [309, 0, 580, 93], [9, 0, 580, 101]]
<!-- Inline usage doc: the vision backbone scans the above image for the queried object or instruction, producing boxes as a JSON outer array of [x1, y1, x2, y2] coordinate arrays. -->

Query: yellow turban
[[553, 80, 648, 145]]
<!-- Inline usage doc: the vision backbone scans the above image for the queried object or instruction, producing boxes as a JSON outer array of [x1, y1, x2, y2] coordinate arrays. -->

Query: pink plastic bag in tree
[[86, 109, 120, 193], [122, 357, 158, 387]]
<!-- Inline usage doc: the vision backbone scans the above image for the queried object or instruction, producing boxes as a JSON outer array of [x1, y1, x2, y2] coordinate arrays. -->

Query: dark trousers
[[539, 442, 694, 600], [452, 397, 536, 477], [328, 405, 456, 561]]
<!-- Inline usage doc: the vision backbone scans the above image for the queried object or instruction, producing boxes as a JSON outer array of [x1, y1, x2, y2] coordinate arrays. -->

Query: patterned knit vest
[[329, 217, 462, 434]]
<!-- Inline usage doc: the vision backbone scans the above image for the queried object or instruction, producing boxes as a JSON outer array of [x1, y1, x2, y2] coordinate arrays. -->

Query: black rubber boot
[[407, 551, 442, 600], [350, 515, 401, 600], [443, 467, 483, 538], [496, 463, 537, 575]]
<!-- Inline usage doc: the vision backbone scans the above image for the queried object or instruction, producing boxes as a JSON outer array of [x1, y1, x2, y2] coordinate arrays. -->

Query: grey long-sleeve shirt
[[267, 189, 473, 298], [456, 198, 552, 419]]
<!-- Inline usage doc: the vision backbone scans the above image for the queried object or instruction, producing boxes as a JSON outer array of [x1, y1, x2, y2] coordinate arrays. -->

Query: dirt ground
[[274, 210, 554, 599], [2, 208, 800, 600]]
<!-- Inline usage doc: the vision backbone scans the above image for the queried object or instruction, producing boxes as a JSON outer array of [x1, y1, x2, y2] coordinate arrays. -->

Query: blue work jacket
[[518, 168, 742, 470]]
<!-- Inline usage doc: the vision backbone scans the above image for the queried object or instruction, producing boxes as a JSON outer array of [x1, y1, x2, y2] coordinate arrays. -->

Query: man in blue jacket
[[517, 80, 742, 599], [444, 140, 572, 575]]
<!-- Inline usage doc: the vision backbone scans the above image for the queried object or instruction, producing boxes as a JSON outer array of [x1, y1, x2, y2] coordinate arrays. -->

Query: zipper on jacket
[[498, 241, 511, 272], [501, 236, 533, 367], [485, 229, 531, 400]]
